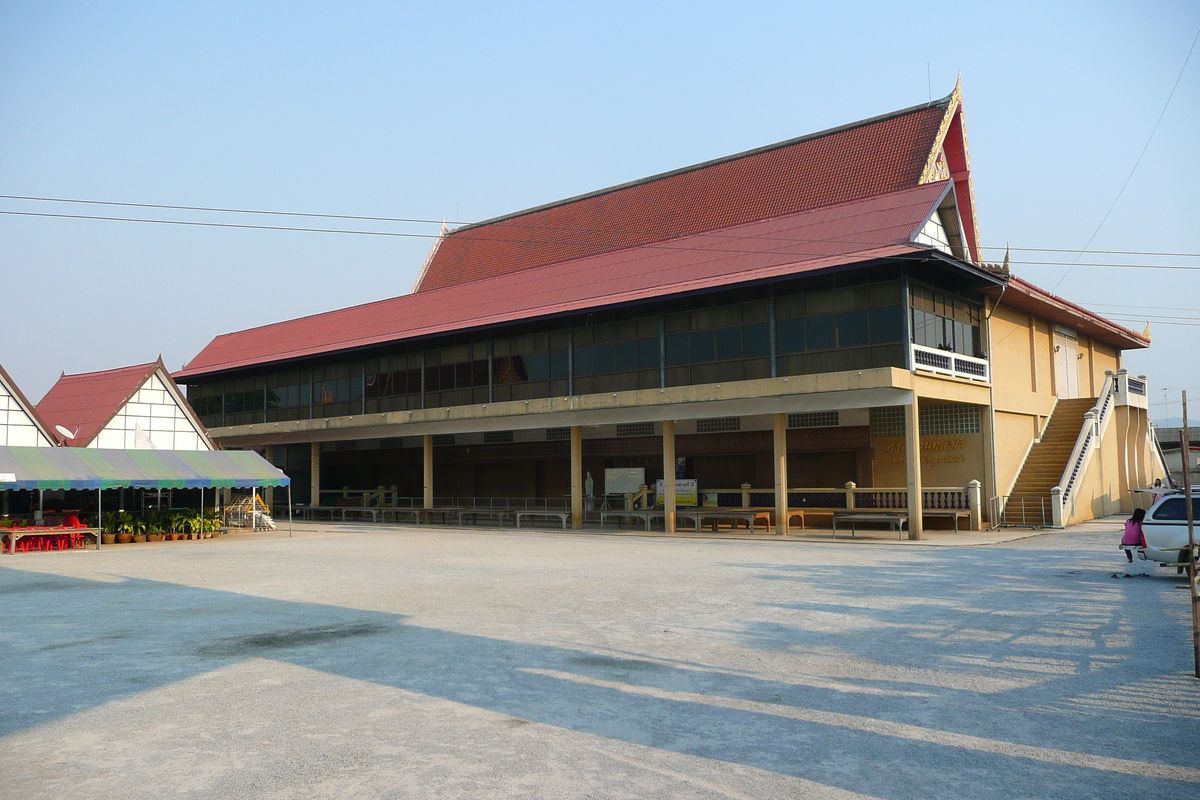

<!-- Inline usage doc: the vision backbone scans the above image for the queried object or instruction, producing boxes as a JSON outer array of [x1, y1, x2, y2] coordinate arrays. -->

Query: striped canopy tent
[[0, 446, 288, 491], [0, 446, 291, 550]]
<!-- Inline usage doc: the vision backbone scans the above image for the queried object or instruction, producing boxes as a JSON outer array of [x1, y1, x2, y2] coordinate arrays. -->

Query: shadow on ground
[[1, 537, 1196, 800]]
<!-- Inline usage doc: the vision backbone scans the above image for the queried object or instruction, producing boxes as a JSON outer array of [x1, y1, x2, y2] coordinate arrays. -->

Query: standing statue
[[585, 471, 595, 511]]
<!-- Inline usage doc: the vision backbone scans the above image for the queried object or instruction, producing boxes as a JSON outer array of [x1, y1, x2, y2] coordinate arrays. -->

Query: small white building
[[0, 364, 54, 447], [37, 358, 214, 450]]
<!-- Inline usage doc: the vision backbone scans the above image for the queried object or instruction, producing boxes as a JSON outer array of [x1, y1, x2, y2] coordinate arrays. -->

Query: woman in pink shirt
[[1121, 508, 1146, 561]]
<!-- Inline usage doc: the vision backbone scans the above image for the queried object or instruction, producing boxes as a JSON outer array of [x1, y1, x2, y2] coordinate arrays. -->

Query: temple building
[[38, 359, 214, 451], [175, 81, 1167, 535]]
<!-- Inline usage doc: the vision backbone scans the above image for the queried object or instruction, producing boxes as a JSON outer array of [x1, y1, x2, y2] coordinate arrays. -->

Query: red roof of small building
[[415, 97, 952, 292], [178, 182, 952, 378], [36, 360, 179, 447]]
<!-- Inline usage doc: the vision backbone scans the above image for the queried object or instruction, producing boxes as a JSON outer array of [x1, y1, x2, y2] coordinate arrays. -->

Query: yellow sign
[[656, 479, 698, 506]]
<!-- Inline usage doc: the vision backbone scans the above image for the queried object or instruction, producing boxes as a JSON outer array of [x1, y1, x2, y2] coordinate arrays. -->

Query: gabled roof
[[36, 359, 215, 448], [0, 363, 55, 446], [178, 182, 957, 379], [415, 91, 960, 292]]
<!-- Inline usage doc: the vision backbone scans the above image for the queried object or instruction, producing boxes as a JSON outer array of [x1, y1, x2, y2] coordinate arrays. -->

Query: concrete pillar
[[662, 420, 676, 534], [773, 413, 789, 536], [905, 398, 923, 540], [740, 483, 752, 509], [310, 443, 320, 508], [967, 480, 982, 531], [844, 481, 857, 511], [980, 405, 995, 524], [422, 435, 434, 510], [570, 425, 583, 529]]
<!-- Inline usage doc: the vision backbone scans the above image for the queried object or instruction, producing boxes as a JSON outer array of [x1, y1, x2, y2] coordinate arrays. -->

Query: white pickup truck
[[1132, 490, 1200, 575]]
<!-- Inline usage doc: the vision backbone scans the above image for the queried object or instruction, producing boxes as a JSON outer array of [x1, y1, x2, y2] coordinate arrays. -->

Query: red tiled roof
[[178, 182, 950, 379], [37, 361, 160, 447], [999, 276, 1149, 350], [416, 99, 950, 292]]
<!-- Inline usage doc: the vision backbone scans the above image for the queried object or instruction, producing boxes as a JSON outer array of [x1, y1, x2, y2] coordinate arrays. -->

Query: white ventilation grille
[[696, 417, 740, 433], [788, 411, 838, 429], [616, 422, 655, 437]]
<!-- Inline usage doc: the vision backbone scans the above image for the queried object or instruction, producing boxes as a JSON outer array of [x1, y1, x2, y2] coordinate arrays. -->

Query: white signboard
[[656, 478, 698, 507], [0, 473, 15, 484], [604, 468, 646, 495]]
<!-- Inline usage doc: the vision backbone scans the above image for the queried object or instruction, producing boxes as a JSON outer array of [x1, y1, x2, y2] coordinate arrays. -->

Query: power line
[[7, 209, 1200, 274], [4, 193, 1200, 260], [1052, 26, 1200, 292], [1078, 302, 1200, 312], [0, 194, 463, 227]]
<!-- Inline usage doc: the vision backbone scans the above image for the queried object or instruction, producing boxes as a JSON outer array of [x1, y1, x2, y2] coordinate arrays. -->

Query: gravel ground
[[0, 519, 1197, 799]]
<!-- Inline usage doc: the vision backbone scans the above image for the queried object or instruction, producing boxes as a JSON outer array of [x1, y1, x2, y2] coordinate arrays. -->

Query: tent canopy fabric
[[0, 446, 289, 491]]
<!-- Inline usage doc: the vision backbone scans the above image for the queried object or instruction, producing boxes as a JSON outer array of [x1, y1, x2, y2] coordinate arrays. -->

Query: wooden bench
[[832, 513, 908, 539], [678, 509, 773, 534], [514, 510, 572, 530], [381, 508, 426, 525], [456, 509, 515, 527], [599, 510, 664, 530], [923, 509, 972, 532]]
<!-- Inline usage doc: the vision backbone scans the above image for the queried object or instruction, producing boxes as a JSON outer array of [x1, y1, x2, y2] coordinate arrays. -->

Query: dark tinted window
[[805, 315, 836, 351], [1151, 497, 1200, 520], [776, 318, 804, 354], [837, 310, 870, 348]]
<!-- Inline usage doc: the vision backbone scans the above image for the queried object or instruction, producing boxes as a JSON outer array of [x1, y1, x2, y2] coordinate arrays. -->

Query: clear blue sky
[[2, 1, 1197, 422]]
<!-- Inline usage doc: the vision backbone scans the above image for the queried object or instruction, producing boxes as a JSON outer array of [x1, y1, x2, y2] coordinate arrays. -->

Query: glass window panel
[[664, 312, 691, 334], [472, 360, 489, 386], [424, 366, 440, 392], [494, 355, 526, 383], [575, 345, 596, 376], [526, 352, 549, 381], [868, 306, 904, 344], [549, 349, 569, 379], [776, 317, 805, 354], [775, 294, 805, 320], [638, 338, 660, 370], [614, 340, 638, 372], [741, 299, 769, 323], [837, 310, 870, 348], [689, 330, 715, 363], [714, 326, 741, 361], [637, 317, 659, 338], [455, 362, 472, 388], [743, 322, 770, 358], [665, 333, 690, 367], [868, 281, 902, 307], [805, 315, 837, 351]]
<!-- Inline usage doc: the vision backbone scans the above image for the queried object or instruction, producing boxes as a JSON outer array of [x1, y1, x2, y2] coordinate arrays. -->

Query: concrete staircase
[[1001, 397, 1098, 526]]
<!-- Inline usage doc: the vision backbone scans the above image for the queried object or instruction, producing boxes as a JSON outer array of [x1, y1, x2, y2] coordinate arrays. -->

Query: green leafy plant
[[110, 512, 135, 535], [203, 511, 221, 533]]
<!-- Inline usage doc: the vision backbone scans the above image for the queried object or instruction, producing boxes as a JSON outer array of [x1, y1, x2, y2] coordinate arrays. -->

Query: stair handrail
[[1056, 373, 1117, 522], [1149, 423, 1176, 489]]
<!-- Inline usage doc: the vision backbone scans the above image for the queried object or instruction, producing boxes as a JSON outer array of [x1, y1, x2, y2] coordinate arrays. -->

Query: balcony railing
[[911, 343, 990, 382]]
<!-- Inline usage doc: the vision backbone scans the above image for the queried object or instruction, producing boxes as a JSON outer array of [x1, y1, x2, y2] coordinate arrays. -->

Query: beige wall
[[993, 410, 1038, 498], [871, 433, 986, 490]]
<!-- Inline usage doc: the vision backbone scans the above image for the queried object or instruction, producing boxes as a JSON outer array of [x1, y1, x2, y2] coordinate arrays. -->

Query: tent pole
[[97, 488, 102, 551], [288, 484, 293, 538]]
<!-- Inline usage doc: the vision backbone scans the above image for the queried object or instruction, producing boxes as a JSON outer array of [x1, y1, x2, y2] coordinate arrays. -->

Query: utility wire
[[0, 194, 464, 227], [5, 209, 1200, 272], [1052, 26, 1200, 292], [4, 193, 1199, 260]]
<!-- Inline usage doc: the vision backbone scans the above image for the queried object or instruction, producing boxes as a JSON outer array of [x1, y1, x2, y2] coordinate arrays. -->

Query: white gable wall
[[0, 382, 52, 447], [90, 373, 212, 450], [915, 214, 952, 254]]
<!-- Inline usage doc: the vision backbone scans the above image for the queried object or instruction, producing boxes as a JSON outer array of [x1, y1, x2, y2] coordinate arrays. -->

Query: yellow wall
[[993, 410, 1038, 498]]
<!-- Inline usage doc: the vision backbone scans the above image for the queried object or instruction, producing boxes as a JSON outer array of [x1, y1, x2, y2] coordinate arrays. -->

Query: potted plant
[[145, 514, 163, 543], [131, 516, 148, 544], [203, 510, 221, 537], [113, 513, 135, 544]]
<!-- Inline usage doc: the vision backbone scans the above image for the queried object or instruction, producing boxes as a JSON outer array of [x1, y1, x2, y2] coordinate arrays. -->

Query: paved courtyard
[[1, 519, 1197, 799]]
